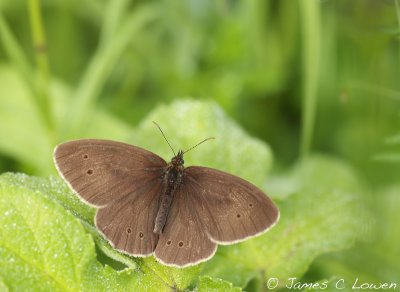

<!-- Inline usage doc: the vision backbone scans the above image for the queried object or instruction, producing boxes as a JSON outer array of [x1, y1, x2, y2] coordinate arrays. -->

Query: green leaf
[[132, 99, 273, 187], [201, 155, 368, 288], [1, 173, 95, 225], [197, 276, 241, 292], [267, 155, 364, 200], [0, 173, 171, 291], [310, 184, 400, 284]]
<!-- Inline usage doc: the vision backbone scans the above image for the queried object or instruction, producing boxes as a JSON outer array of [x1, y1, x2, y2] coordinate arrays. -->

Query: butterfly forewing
[[154, 184, 217, 267], [185, 166, 279, 244], [54, 139, 166, 206]]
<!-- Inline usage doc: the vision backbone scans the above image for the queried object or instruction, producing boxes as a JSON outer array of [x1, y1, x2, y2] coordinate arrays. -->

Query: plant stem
[[27, 0, 54, 133], [299, 0, 321, 159], [395, 0, 400, 66], [99, 0, 131, 49]]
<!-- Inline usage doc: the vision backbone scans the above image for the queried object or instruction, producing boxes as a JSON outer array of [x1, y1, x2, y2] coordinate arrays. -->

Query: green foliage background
[[0, 0, 399, 291]]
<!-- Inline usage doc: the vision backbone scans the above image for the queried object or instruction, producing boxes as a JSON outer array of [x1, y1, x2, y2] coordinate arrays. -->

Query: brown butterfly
[[53, 125, 279, 267]]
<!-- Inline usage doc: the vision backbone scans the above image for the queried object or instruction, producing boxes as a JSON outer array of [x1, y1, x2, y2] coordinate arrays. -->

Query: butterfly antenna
[[153, 121, 176, 156], [183, 137, 215, 154]]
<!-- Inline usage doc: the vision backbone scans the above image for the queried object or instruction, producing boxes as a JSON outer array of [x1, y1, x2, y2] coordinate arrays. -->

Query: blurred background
[[0, 0, 399, 290]]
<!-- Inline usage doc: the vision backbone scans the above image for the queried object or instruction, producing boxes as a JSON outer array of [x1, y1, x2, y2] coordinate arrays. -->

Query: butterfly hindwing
[[185, 166, 279, 244], [154, 183, 217, 267], [96, 177, 163, 256]]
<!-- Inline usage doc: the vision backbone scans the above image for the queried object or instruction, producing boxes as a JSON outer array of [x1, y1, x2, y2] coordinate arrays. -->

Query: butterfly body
[[54, 139, 279, 267], [154, 150, 185, 234]]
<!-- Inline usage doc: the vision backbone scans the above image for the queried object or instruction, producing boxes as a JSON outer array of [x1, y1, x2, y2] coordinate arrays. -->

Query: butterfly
[[53, 126, 279, 267]]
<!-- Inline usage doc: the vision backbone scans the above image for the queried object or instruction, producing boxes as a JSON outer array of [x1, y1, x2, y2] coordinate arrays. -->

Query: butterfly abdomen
[[153, 165, 183, 234]]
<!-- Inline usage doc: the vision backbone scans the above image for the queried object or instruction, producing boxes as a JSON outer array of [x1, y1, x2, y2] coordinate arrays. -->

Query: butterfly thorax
[[153, 151, 185, 234]]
